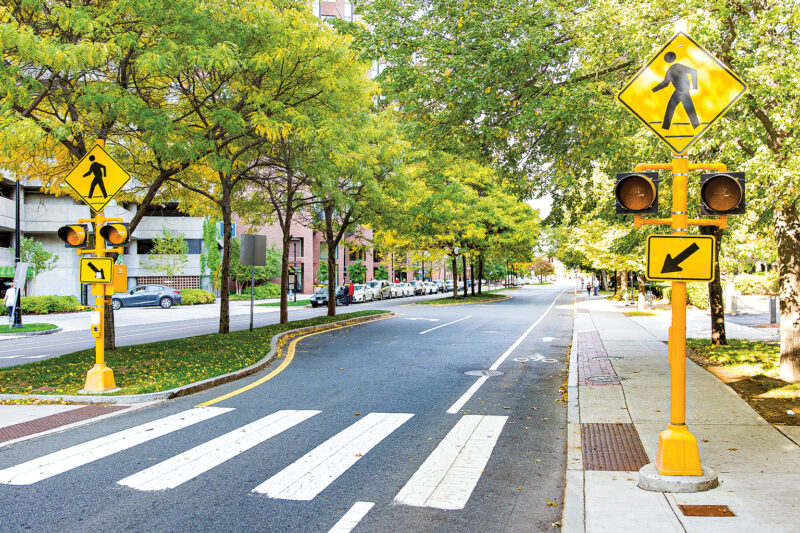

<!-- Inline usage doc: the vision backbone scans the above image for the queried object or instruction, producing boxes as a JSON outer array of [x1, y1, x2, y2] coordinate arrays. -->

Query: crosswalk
[[0, 407, 507, 513]]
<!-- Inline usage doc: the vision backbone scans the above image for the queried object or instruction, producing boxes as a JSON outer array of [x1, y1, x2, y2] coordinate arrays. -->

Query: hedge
[[179, 289, 216, 305], [663, 283, 709, 310], [734, 272, 778, 295], [0, 295, 83, 315], [230, 282, 281, 300]]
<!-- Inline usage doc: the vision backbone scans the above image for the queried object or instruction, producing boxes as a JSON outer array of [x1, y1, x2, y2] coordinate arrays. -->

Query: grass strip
[[258, 300, 310, 307], [0, 310, 388, 396], [415, 293, 509, 305], [0, 323, 58, 334]]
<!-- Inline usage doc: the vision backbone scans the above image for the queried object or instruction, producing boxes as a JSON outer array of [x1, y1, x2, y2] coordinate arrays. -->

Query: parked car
[[112, 284, 182, 310], [397, 283, 415, 297], [424, 281, 438, 294], [390, 283, 407, 298], [409, 280, 425, 295], [434, 280, 445, 293], [366, 280, 392, 300], [310, 286, 333, 308], [352, 284, 373, 303], [444, 280, 454, 292]]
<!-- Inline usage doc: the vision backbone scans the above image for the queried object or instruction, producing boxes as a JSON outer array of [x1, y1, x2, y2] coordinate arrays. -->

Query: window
[[348, 248, 365, 262], [290, 238, 303, 258], [137, 239, 155, 255], [186, 239, 202, 254], [320, 242, 338, 260]]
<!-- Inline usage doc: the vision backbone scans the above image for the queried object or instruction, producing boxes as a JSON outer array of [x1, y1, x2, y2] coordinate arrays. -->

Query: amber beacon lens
[[617, 174, 656, 211], [100, 223, 130, 246], [701, 175, 742, 213], [57, 225, 88, 247]]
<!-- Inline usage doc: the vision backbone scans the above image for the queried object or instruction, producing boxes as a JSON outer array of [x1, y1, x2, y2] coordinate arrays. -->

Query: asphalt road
[[0, 285, 573, 532]]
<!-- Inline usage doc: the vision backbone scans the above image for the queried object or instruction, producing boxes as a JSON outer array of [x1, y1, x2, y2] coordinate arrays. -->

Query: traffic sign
[[79, 256, 114, 284], [618, 32, 746, 154], [646, 235, 715, 282], [65, 144, 131, 212]]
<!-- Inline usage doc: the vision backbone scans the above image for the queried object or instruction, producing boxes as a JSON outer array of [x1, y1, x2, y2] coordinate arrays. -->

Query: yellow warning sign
[[64, 144, 131, 212], [79, 256, 114, 284], [646, 235, 715, 282], [618, 32, 746, 154]]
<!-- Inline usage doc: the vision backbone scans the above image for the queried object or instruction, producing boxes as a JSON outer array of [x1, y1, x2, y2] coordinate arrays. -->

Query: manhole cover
[[585, 375, 627, 382], [464, 370, 504, 377]]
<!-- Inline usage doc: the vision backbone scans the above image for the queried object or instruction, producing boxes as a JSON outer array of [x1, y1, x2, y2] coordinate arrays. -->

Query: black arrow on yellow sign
[[661, 242, 700, 273], [86, 261, 106, 281]]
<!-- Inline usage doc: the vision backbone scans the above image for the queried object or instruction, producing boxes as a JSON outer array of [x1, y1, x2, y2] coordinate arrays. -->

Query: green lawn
[[0, 323, 58, 334], [415, 293, 509, 305], [258, 300, 311, 307], [0, 310, 388, 396]]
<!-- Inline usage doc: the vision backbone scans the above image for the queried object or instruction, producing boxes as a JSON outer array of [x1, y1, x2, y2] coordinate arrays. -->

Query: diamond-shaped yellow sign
[[646, 235, 715, 282], [64, 144, 131, 212], [618, 32, 746, 154]]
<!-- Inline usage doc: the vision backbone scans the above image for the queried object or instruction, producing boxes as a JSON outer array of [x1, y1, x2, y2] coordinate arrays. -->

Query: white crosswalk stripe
[[117, 410, 320, 491], [394, 415, 507, 510], [0, 407, 232, 485], [253, 412, 413, 500]]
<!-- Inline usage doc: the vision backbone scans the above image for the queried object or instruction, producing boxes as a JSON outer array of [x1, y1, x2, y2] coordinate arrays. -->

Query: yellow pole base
[[656, 424, 704, 476], [83, 363, 117, 393]]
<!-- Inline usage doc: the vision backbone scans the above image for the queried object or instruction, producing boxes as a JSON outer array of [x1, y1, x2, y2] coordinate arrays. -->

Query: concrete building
[[0, 178, 205, 299]]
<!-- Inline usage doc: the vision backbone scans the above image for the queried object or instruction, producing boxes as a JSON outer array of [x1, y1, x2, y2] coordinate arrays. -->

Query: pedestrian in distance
[[348, 281, 355, 305], [586, 282, 592, 298], [3, 281, 15, 327], [593, 278, 600, 296]]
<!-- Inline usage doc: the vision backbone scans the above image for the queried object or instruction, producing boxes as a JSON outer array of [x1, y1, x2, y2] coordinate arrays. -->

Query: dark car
[[111, 284, 182, 310], [310, 286, 333, 308]]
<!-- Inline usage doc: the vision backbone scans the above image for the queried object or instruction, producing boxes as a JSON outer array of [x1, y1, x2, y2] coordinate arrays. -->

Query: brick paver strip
[[581, 423, 650, 471], [576, 331, 621, 386], [0, 405, 127, 443]]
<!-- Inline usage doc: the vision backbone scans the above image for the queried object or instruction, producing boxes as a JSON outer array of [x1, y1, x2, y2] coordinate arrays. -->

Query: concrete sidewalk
[[564, 293, 799, 533]]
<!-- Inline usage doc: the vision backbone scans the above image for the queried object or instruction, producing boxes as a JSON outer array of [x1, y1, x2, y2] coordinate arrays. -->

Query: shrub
[[734, 272, 778, 295], [230, 282, 281, 300], [0, 296, 82, 315], [663, 283, 709, 310], [180, 289, 216, 305]]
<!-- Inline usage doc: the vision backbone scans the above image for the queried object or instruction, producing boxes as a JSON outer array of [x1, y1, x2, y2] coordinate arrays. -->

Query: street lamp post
[[293, 238, 298, 302]]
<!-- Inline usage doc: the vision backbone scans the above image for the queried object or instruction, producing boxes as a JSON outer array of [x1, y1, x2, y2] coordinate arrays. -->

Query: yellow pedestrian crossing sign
[[64, 144, 131, 212], [80, 256, 114, 284], [646, 235, 715, 282], [618, 32, 746, 154]]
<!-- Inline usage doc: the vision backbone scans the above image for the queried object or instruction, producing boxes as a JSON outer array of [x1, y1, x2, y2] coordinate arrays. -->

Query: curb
[[0, 326, 63, 337], [0, 312, 394, 405], [562, 288, 585, 533]]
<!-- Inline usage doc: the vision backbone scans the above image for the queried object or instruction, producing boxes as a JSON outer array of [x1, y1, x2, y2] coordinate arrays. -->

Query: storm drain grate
[[0, 405, 127, 443], [678, 505, 735, 517], [581, 423, 649, 471]]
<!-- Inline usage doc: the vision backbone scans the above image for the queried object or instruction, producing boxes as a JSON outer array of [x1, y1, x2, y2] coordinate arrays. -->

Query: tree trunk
[[218, 198, 232, 334], [104, 304, 115, 350], [478, 256, 484, 295], [462, 255, 468, 298], [775, 204, 800, 382], [452, 255, 458, 300], [613, 270, 618, 295], [637, 272, 646, 311], [279, 217, 293, 325], [600, 269, 609, 291], [700, 224, 727, 345], [619, 269, 629, 299], [470, 259, 475, 296]]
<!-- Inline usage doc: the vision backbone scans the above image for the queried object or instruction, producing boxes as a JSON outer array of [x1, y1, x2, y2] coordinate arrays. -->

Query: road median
[[0, 310, 392, 404]]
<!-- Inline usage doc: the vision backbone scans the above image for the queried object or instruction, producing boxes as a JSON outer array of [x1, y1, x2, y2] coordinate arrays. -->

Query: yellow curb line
[[195, 313, 395, 407], [412, 295, 512, 306]]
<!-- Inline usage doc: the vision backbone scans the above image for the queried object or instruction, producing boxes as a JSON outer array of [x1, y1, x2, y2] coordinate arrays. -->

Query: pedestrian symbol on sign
[[83, 155, 108, 198], [651, 52, 700, 130]]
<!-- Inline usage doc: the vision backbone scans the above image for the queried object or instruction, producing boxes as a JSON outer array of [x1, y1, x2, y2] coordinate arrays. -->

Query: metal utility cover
[[64, 144, 131, 212], [618, 32, 746, 154], [646, 235, 715, 282], [79, 257, 114, 284], [678, 505, 735, 517]]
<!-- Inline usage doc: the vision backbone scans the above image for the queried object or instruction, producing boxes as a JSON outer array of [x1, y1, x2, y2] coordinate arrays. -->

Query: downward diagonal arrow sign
[[661, 242, 700, 273]]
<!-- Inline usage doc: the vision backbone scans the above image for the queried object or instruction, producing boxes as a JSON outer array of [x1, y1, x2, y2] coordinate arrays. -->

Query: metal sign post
[[241, 234, 267, 332]]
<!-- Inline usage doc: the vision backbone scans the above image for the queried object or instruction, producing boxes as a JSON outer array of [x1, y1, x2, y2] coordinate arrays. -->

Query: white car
[[398, 283, 415, 296], [352, 284, 373, 303], [390, 283, 406, 298], [424, 281, 438, 294]]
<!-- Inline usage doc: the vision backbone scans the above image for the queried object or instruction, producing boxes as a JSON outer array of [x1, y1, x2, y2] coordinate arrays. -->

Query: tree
[[141, 229, 189, 279], [349, 260, 367, 284], [374, 265, 389, 280], [13, 237, 58, 295], [201, 220, 221, 294], [316, 261, 329, 283], [229, 238, 282, 294], [532, 259, 555, 283]]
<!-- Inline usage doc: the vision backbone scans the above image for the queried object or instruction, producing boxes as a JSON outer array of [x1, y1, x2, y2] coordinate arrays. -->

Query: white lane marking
[[117, 410, 319, 491], [328, 502, 375, 533], [542, 337, 556, 342], [0, 407, 232, 485], [403, 318, 440, 322], [419, 315, 471, 335], [446, 376, 489, 414], [253, 412, 413, 500], [0, 355, 24, 359], [445, 290, 563, 414], [395, 415, 507, 510]]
